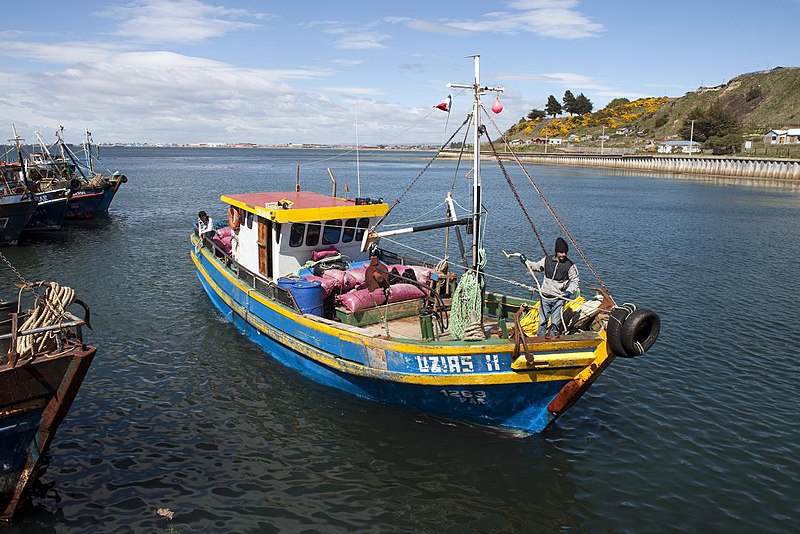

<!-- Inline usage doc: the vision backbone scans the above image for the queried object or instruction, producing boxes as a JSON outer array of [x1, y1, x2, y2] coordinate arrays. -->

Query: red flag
[[433, 95, 451, 112]]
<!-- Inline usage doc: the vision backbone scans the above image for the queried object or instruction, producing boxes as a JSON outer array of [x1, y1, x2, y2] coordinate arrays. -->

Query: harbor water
[[2, 147, 798, 532]]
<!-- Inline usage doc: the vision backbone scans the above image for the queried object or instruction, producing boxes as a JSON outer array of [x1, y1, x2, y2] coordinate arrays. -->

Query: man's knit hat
[[555, 237, 568, 253]]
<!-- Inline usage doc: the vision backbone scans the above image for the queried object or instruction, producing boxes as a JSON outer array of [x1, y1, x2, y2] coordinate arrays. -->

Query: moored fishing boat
[[0, 181, 37, 244], [25, 128, 126, 220], [0, 268, 95, 521], [190, 56, 661, 435]]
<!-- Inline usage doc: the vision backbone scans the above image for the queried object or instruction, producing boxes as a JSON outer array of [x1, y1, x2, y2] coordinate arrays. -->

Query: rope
[[371, 116, 471, 230], [483, 127, 547, 256], [449, 249, 486, 341], [482, 107, 608, 290], [15, 281, 75, 359]]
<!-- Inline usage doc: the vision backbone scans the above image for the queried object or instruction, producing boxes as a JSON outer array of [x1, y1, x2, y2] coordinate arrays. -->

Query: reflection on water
[[4, 148, 799, 532]]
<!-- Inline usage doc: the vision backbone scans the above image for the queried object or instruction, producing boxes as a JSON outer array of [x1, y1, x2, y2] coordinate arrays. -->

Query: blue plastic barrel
[[289, 280, 325, 316], [276, 277, 324, 316], [277, 277, 297, 291]]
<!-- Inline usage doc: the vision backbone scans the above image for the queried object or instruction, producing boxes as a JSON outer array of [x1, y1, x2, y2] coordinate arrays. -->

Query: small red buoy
[[491, 95, 503, 114]]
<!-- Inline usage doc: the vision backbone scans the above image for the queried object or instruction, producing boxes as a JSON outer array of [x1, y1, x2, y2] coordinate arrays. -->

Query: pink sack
[[321, 268, 347, 291], [312, 246, 339, 261], [302, 275, 338, 298], [211, 235, 231, 254], [216, 226, 232, 239], [387, 283, 426, 303], [344, 267, 367, 291], [338, 288, 387, 313]]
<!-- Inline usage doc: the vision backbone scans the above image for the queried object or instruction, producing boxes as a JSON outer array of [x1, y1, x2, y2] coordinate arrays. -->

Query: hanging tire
[[69, 178, 82, 192], [620, 308, 660, 356], [606, 304, 634, 357]]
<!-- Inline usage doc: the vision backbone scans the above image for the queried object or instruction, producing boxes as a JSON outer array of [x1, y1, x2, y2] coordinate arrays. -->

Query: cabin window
[[355, 217, 370, 241], [274, 223, 281, 244], [305, 222, 321, 246], [322, 219, 342, 245], [246, 211, 254, 229], [341, 218, 357, 243], [289, 223, 305, 247]]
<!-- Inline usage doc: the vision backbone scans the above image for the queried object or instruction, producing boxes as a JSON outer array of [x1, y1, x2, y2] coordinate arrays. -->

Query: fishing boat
[[25, 129, 126, 220], [0, 275, 95, 521], [190, 55, 660, 435], [0, 169, 37, 244]]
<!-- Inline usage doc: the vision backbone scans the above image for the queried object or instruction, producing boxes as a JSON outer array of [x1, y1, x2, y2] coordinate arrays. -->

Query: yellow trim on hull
[[191, 239, 596, 385]]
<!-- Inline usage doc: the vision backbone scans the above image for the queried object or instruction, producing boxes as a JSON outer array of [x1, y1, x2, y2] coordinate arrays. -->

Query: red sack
[[302, 275, 338, 298], [344, 267, 367, 291], [387, 283, 426, 303], [338, 288, 387, 313], [312, 246, 339, 261]]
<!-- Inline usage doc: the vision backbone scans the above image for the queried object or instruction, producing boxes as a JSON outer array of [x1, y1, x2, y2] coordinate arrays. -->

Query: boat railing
[[200, 234, 301, 314], [0, 311, 87, 366]]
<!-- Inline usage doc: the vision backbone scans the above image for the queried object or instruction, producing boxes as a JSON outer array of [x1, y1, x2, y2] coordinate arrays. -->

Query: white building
[[657, 140, 702, 154], [763, 128, 800, 145]]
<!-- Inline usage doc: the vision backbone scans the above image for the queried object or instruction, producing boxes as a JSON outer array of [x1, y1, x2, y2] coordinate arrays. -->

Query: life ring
[[228, 206, 240, 231], [606, 304, 634, 357], [620, 308, 660, 356]]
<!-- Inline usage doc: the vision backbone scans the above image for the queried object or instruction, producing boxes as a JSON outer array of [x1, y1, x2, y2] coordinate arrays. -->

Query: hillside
[[506, 66, 800, 153]]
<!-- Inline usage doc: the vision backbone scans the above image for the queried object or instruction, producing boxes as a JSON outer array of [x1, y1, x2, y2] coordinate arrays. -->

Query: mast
[[10, 124, 29, 185], [84, 128, 95, 173], [447, 55, 504, 272]]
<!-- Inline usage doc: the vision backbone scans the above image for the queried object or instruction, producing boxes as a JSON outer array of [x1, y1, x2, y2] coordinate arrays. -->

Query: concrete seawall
[[444, 152, 800, 181]]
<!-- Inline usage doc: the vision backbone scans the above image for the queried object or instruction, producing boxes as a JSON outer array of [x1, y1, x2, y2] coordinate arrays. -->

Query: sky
[[1, 0, 797, 146]]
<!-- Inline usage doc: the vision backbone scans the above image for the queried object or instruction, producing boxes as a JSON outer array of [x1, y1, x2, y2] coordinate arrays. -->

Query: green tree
[[574, 93, 593, 115], [606, 97, 630, 109], [679, 101, 740, 142], [563, 90, 577, 115], [679, 100, 742, 154], [545, 95, 562, 117], [527, 108, 546, 120]]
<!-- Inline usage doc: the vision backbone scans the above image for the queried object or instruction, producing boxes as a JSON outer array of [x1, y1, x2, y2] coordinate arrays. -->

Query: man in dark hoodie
[[520, 237, 580, 338]]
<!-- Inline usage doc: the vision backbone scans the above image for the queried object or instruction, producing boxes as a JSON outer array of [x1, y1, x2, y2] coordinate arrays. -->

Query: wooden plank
[[335, 298, 425, 327]]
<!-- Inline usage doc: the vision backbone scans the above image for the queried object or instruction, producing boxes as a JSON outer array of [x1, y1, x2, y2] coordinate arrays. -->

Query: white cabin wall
[[236, 216, 260, 274], [270, 218, 376, 279]]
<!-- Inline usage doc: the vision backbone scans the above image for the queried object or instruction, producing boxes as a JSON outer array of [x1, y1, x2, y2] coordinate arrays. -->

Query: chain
[[0, 250, 32, 287]]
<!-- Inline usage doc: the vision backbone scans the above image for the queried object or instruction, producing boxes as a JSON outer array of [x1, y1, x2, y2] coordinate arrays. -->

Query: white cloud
[[319, 23, 389, 49], [323, 86, 386, 96], [102, 0, 268, 43], [386, 0, 602, 39], [501, 72, 612, 91]]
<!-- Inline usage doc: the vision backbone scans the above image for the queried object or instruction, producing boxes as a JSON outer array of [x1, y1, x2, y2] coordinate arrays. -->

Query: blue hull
[[191, 242, 601, 434], [65, 188, 105, 220], [24, 195, 69, 231], [0, 197, 37, 244]]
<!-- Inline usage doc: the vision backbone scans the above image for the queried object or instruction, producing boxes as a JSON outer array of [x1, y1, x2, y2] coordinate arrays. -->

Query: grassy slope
[[508, 67, 800, 145]]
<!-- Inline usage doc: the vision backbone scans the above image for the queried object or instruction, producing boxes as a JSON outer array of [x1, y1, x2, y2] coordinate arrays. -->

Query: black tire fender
[[606, 304, 635, 357], [69, 178, 82, 192], [620, 308, 660, 356]]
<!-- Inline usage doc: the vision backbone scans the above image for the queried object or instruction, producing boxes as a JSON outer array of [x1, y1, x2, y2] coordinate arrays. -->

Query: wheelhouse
[[222, 191, 388, 280]]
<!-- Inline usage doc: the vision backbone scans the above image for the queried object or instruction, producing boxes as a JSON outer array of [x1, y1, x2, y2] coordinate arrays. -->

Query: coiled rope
[[15, 282, 75, 359], [449, 249, 486, 341]]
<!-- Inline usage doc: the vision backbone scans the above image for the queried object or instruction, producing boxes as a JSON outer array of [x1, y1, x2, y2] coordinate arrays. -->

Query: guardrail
[[444, 151, 800, 180]]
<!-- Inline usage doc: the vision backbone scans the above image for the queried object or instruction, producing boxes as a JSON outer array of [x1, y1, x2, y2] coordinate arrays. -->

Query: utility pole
[[689, 120, 695, 155], [601, 125, 605, 155]]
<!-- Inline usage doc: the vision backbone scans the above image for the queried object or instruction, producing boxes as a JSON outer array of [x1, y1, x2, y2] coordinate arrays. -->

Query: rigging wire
[[480, 111, 548, 256], [380, 236, 537, 293], [371, 115, 471, 230], [481, 107, 608, 290]]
